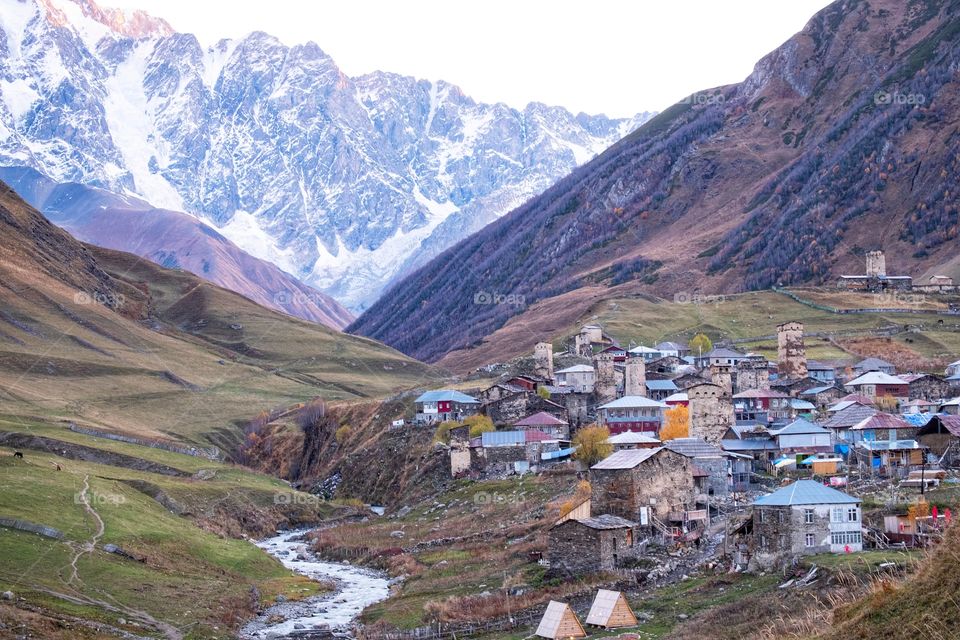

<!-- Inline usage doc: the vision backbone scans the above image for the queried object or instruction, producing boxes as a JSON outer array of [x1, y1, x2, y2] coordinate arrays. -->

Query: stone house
[[589, 448, 697, 523], [596, 396, 667, 434], [733, 389, 791, 422], [547, 514, 640, 575], [607, 431, 661, 451], [853, 357, 896, 376], [513, 411, 570, 439], [483, 390, 567, 427], [806, 361, 837, 384], [752, 480, 862, 566], [645, 379, 679, 401], [553, 364, 595, 393], [820, 403, 878, 443], [901, 373, 952, 402], [687, 382, 735, 445], [844, 371, 909, 401], [798, 385, 845, 411], [663, 437, 751, 495], [917, 415, 960, 464], [769, 418, 832, 453]]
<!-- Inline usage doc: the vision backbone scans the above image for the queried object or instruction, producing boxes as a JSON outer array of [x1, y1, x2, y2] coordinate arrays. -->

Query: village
[[403, 254, 960, 638]]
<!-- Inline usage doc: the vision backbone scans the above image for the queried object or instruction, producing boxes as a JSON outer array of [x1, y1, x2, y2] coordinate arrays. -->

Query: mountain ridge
[[0, 0, 653, 310], [350, 0, 960, 364]]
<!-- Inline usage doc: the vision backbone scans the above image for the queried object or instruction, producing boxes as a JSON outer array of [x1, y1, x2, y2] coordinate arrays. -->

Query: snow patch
[[0, 78, 40, 122], [102, 40, 185, 211], [220, 209, 300, 276], [201, 39, 238, 90]]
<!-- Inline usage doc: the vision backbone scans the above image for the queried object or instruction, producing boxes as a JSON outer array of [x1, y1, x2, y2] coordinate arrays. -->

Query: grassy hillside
[[0, 416, 351, 640], [438, 289, 960, 373], [0, 181, 441, 451]]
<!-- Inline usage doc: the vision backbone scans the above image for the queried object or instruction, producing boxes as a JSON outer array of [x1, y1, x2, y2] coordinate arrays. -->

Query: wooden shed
[[535, 600, 586, 639], [585, 589, 638, 629]]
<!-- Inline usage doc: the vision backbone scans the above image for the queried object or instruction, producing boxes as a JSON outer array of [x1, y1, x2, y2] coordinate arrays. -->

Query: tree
[[573, 424, 612, 467], [689, 333, 713, 356], [537, 386, 551, 399], [464, 414, 495, 438], [433, 420, 460, 443], [660, 405, 689, 440], [334, 425, 352, 444]]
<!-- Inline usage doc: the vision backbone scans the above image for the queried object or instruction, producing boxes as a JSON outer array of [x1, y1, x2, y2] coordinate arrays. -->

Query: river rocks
[[1, 590, 13, 600]]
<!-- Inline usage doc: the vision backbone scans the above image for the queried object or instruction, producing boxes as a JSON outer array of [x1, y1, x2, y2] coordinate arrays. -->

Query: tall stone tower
[[624, 356, 646, 397], [777, 321, 808, 379], [866, 250, 886, 277], [593, 353, 617, 404], [688, 382, 735, 445], [710, 364, 733, 396], [533, 342, 554, 381]]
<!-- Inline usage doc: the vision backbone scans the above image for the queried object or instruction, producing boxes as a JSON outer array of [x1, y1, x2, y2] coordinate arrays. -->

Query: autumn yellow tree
[[573, 424, 612, 467], [660, 405, 690, 440], [689, 333, 713, 357], [464, 414, 495, 438]]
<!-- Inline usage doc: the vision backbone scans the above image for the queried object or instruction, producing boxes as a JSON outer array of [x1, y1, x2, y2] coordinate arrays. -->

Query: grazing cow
[[13, 451, 23, 459]]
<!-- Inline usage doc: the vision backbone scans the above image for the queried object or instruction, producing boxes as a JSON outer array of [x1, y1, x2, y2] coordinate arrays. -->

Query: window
[[758, 509, 765, 523], [830, 531, 863, 546], [832, 508, 844, 523], [847, 507, 859, 522], [805, 533, 815, 547], [778, 510, 785, 524], [804, 509, 814, 524]]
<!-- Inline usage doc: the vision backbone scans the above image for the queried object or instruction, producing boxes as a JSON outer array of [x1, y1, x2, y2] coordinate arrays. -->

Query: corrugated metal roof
[[598, 396, 668, 409], [591, 447, 664, 469], [415, 390, 479, 403], [858, 440, 921, 451], [573, 514, 636, 529], [663, 437, 724, 458], [800, 385, 835, 396], [514, 411, 567, 426], [722, 439, 778, 451], [846, 371, 907, 386], [850, 413, 916, 431], [664, 392, 689, 402], [481, 431, 525, 447], [791, 399, 816, 410], [821, 404, 878, 429], [733, 389, 788, 398], [607, 431, 661, 445], [772, 418, 829, 436], [753, 480, 859, 506], [645, 379, 678, 391], [555, 364, 594, 374]]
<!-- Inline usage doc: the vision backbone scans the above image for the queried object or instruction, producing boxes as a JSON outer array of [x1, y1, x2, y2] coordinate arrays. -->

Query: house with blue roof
[[414, 390, 480, 425], [644, 379, 678, 401], [752, 480, 862, 564]]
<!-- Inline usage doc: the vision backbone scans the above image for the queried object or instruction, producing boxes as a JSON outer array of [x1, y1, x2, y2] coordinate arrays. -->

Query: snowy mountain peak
[[0, 0, 654, 311]]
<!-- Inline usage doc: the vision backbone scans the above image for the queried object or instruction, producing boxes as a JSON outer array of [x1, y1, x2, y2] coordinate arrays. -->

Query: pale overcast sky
[[105, 0, 833, 117]]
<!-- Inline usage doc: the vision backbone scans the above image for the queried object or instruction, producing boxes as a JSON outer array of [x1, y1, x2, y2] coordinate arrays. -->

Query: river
[[241, 529, 392, 639]]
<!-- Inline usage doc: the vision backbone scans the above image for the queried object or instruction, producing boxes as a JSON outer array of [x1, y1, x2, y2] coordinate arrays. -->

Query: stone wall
[[534, 342, 554, 381], [548, 521, 638, 574], [624, 357, 646, 397], [688, 383, 734, 445], [735, 361, 770, 394], [593, 353, 617, 404], [590, 449, 695, 521], [777, 321, 808, 379]]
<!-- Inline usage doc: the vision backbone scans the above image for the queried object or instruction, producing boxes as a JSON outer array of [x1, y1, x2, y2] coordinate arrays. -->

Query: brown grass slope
[[0, 181, 440, 449], [351, 0, 960, 364]]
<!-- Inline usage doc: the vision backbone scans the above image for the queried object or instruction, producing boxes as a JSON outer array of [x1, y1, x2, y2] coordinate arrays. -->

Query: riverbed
[[241, 529, 391, 639]]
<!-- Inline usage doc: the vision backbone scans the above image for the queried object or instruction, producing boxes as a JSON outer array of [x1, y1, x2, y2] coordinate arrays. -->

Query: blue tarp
[[541, 447, 576, 461]]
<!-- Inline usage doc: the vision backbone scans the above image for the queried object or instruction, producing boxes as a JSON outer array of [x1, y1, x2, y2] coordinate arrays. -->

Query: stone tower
[[866, 250, 886, 277], [777, 321, 807, 379], [533, 342, 554, 381], [593, 353, 617, 404], [624, 356, 646, 397], [710, 364, 733, 396], [688, 382, 735, 445], [735, 359, 770, 394]]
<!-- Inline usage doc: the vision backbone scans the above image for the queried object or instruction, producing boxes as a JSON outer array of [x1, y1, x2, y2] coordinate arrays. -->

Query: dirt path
[[60, 475, 184, 640]]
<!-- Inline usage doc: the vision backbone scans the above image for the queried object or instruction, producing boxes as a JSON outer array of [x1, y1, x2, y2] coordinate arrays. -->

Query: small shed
[[585, 589, 637, 629], [535, 600, 586, 639]]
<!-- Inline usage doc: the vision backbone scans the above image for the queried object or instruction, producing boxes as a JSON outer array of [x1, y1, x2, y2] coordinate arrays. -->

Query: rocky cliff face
[[0, 0, 651, 311], [351, 0, 960, 364]]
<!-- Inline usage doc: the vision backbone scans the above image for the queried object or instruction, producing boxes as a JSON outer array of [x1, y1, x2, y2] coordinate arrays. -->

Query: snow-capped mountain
[[0, 0, 653, 311]]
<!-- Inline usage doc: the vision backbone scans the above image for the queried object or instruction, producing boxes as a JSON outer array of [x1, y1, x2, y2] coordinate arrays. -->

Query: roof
[[656, 341, 688, 351], [840, 393, 875, 405], [663, 437, 724, 458], [704, 348, 745, 358], [664, 392, 689, 403], [800, 385, 836, 396], [919, 414, 960, 437], [646, 379, 679, 391], [480, 430, 555, 446], [591, 447, 664, 470], [753, 480, 859, 506], [598, 396, 668, 410], [536, 600, 584, 639], [942, 397, 960, 407], [791, 399, 817, 410], [585, 589, 635, 627], [722, 439, 779, 451], [555, 364, 594, 374], [771, 418, 830, 436], [728, 423, 771, 439], [855, 357, 895, 370], [415, 390, 479, 404], [571, 514, 637, 530], [514, 412, 567, 427], [850, 413, 916, 431], [607, 431, 661, 445], [902, 413, 934, 427], [733, 389, 788, 399], [821, 404, 879, 429], [846, 371, 907, 387], [806, 360, 835, 371]]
